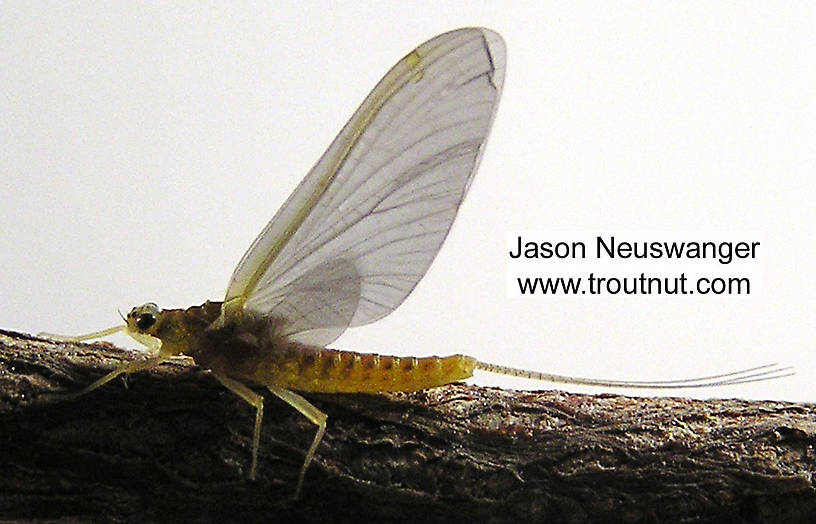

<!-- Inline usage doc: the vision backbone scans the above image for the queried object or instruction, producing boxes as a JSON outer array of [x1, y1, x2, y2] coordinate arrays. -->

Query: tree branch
[[1, 329, 813, 523]]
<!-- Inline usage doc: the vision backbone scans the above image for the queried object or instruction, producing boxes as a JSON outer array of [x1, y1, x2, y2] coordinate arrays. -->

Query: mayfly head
[[122, 302, 175, 355], [124, 302, 162, 336], [39, 300, 194, 357]]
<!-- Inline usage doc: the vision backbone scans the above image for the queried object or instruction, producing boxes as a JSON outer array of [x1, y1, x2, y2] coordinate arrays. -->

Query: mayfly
[[42, 28, 792, 497]]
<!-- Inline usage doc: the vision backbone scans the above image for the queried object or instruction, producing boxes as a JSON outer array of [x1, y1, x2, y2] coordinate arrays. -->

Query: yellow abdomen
[[260, 348, 476, 393]]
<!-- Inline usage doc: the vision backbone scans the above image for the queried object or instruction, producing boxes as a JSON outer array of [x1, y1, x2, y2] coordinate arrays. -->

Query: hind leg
[[267, 385, 327, 499]]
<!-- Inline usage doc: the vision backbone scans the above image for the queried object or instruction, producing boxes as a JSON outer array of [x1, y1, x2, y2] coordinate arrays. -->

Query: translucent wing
[[222, 28, 505, 345]]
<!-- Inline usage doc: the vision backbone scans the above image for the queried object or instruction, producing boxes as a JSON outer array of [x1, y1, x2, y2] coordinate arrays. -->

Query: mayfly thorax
[[40, 28, 793, 498]]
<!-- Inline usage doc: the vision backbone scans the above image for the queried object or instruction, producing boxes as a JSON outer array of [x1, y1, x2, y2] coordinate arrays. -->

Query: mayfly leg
[[212, 373, 264, 480], [40, 331, 164, 401], [212, 377, 326, 498], [267, 384, 327, 499], [70, 355, 165, 399], [38, 325, 124, 342]]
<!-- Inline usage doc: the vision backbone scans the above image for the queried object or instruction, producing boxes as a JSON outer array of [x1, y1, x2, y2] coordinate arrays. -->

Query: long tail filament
[[475, 361, 794, 389]]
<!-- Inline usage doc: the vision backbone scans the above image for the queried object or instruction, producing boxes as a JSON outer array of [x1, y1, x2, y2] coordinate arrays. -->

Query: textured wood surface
[[1, 329, 814, 523]]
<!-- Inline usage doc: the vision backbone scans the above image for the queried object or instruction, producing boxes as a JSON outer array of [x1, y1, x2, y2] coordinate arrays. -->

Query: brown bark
[[0, 329, 813, 523]]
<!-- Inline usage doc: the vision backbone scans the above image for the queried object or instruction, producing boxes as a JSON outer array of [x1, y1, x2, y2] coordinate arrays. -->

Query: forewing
[[224, 28, 505, 344]]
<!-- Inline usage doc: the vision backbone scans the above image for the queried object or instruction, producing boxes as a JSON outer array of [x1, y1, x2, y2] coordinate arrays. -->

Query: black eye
[[136, 313, 156, 330]]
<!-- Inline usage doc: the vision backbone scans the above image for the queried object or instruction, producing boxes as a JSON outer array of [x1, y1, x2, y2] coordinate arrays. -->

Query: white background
[[2, 3, 813, 402]]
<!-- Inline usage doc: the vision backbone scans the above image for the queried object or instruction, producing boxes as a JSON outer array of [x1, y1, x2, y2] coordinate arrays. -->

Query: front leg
[[43, 354, 165, 403]]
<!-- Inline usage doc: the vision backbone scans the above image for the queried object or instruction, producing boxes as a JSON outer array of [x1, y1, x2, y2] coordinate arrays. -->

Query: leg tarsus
[[251, 402, 264, 480], [49, 355, 164, 403], [267, 384, 327, 499], [213, 373, 265, 480]]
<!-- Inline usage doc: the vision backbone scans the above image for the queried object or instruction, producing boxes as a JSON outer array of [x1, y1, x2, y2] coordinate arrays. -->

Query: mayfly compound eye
[[127, 302, 160, 331], [136, 313, 156, 331]]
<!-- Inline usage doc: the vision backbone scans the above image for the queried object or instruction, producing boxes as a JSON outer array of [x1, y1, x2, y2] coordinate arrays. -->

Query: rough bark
[[0, 329, 813, 523]]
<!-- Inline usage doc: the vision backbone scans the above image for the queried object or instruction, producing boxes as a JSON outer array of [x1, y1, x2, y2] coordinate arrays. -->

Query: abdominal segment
[[259, 347, 477, 393]]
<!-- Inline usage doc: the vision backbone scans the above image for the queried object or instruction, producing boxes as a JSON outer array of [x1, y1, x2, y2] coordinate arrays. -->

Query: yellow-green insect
[[41, 28, 791, 498]]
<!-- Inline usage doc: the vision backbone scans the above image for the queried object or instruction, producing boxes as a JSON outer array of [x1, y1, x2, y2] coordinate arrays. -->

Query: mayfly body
[[41, 28, 792, 498]]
